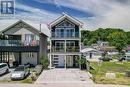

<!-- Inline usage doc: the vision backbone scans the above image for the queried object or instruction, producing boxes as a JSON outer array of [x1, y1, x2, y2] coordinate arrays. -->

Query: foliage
[[0, 33, 7, 40], [107, 31, 128, 52], [126, 31, 130, 44], [81, 28, 129, 46], [76, 57, 86, 65], [40, 56, 49, 69]]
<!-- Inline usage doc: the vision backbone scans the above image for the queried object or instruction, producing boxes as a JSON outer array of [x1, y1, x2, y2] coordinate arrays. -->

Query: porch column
[[79, 55, 81, 69], [65, 55, 67, 69], [49, 54, 52, 69], [65, 40, 67, 69]]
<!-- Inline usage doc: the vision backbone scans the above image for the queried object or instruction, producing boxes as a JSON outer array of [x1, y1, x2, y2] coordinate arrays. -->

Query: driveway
[[35, 68, 93, 84], [0, 69, 14, 81]]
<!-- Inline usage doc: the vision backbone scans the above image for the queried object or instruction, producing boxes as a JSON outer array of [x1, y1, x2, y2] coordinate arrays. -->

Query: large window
[[66, 28, 75, 37], [53, 20, 76, 38], [66, 41, 75, 47], [25, 34, 36, 46], [54, 41, 65, 52]]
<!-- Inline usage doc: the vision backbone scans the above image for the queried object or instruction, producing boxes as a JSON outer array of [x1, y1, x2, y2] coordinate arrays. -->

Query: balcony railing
[[51, 32, 79, 38], [51, 46, 65, 52], [66, 46, 80, 52], [51, 46, 80, 52], [0, 40, 39, 46]]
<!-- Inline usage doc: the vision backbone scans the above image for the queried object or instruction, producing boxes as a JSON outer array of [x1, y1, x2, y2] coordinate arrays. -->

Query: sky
[[1, 0, 130, 31]]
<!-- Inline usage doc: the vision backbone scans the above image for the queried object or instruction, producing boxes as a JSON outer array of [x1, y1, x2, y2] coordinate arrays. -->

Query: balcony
[[0, 40, 39, 52], [51, 32, 79, 38], [51, 46, 65, 52], [51, 46, 80, 53], [66, 46, 80, 52], [0, 40, 39, 46]]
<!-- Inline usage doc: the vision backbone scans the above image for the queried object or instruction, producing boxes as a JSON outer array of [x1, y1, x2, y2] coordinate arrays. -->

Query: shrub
[[40, 56, 49, 69]]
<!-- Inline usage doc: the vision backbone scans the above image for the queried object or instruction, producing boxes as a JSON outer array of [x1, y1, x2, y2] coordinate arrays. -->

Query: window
[[55, 41, 64, 49], [66, 41, 75, 47], [66, 28, 75, 37], [25, 34, 36, 45], [0, 64, 7, 68], [27, 52, 34, 58], [54, 55, 58, 57]]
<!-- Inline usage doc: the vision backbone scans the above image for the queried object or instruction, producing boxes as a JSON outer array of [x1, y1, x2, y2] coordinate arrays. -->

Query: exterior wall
[[50, 18, 81, 68], [2, 21, 48, 66], [39, 34, 48, 63], [4, 27, 39, 42], [21, 52, 37, 66]]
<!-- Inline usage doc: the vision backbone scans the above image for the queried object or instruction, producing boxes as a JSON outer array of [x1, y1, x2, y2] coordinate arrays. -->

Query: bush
[[40, 56, 49, 69]]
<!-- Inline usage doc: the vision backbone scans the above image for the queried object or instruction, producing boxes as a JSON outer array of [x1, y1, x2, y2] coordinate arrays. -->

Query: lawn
[[89, 61, 130, 85]]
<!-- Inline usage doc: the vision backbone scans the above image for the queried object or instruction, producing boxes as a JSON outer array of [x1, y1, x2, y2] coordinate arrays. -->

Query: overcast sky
[[0, 0, 130, 31]]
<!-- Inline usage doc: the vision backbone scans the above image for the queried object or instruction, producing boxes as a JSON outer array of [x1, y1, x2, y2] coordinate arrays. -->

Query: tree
[[126, 32, 130, 44], [107, 32, 128, 53]]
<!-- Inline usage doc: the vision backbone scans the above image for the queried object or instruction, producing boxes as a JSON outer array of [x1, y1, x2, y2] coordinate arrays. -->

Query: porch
[[50, 54, 81, 68]]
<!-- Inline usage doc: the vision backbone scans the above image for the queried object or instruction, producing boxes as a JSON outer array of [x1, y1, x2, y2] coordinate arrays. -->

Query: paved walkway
[[35, 68, 93, 84], [0, 69, 129, 87], [0, 83, 129, 87]]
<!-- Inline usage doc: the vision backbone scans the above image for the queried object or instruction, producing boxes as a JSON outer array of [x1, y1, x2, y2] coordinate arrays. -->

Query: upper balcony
[[51, 31, 80, 40]]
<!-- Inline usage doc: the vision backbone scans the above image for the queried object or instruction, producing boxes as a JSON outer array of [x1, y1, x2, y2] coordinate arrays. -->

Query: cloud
[[1, 0, 130, 31], [12, 2, 60, 23], [34, 0, 130, 31]]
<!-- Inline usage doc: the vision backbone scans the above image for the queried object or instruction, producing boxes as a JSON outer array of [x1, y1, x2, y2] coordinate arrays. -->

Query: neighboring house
[[126, 46, 130, 53], [125, 46, 130, 59], [0, 20, 49, 66], [97, 41, 109, 46], [81, 48, 102, 59], [49, 14, 83, 68]]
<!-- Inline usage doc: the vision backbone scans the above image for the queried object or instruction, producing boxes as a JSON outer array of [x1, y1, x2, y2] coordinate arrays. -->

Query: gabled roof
[[0, 20, 50, 37], [81, 48, 100, 53], [49, 13, 83, 28]]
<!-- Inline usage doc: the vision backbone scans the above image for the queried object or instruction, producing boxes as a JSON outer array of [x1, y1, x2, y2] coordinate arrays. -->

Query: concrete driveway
[[0, 69, 14, 81], [35, 68, 93, 84]]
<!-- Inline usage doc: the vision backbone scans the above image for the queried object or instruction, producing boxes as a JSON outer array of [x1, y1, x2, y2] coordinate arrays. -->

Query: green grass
[[21, 78, 33, 83], [89, 61, 130, 85]]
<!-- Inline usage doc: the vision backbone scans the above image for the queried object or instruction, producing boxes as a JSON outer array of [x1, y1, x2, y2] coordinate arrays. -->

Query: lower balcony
[[51, 46, 80, 53], [0, 40, 39, 46]]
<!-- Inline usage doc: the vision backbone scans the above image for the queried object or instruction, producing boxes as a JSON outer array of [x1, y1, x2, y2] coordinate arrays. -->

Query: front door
[[58, 55, 65, 68], [66, 56, 73, 68], [53, 55, 65, 68]]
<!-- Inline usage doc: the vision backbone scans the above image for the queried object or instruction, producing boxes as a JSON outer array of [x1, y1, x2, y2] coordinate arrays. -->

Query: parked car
[[11, 65, 30, 80], [0, 63, 9, 75], [99, 57, 112, 61], [118, 55, 130, 61]]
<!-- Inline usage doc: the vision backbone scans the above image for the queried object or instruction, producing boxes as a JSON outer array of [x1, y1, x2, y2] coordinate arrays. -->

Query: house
[[49, 14, 83, 68], [81, 47, 102, 59], [125, 46, 130, 59], [126, 46, 130, 53], [97, 41, 109, 46], [0, 20, 49, 66]]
